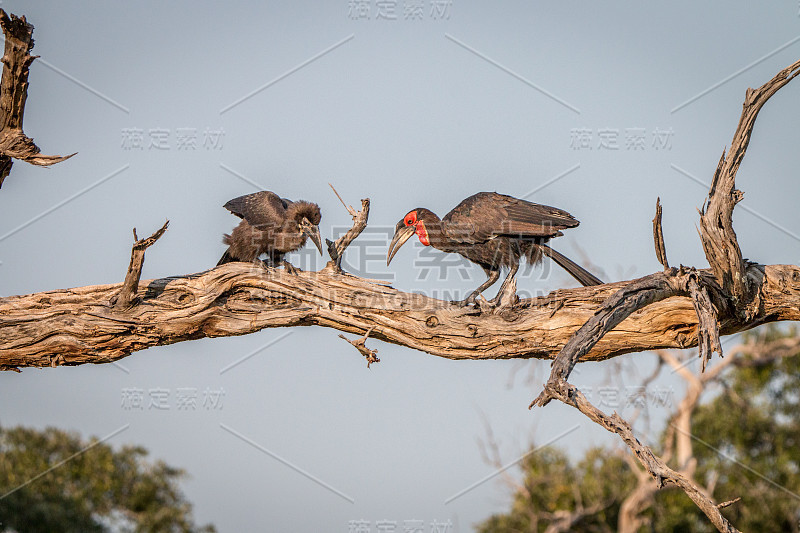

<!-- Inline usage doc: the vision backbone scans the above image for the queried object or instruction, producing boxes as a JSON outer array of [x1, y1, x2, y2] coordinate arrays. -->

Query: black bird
[[387, 192, 602, 305], [217, 191, 323, 272]]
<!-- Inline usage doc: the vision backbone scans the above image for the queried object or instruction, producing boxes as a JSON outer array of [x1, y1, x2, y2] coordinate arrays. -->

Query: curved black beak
[[387, 223, 415, 266], [300, 219, 323, 255]]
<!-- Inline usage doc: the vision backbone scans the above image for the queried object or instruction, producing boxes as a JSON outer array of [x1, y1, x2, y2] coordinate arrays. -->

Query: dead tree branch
[[716, 498, 741, 510], [657, 349, 734, 478], [527, 57, 800, 532], [2, 263, 799, 369], [729, 335, 800, 365], [328, 196, 369, 266], [542, 380, 741, 532], [530, 268, 713, 408], [111, 221, 169, 310], [542, 501, 613, 533], [652, 197, 669, 269], [687, 274, 723, 371], [338, 326, 380, 367], [699, 58, 800, 317], [618, 341, 789, 530], [0, 9, 75, 188], [618, 451, 658, 533], [326, 188, 369, 270]]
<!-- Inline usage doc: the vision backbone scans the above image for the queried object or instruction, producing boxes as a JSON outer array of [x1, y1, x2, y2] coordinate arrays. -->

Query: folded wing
[[442, 191, 579, 243]]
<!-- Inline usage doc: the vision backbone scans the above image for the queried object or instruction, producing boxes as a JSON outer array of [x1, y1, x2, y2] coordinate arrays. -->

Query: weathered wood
[[528, 57, 800, 533], [0, 262, 798, 370], [699, 58, 800, 316], [326, 198, 369, 270], [687, 273, 722, 371], [540, 378, 741, 533], [0, 9, 74, 188], [111, 221, 169, 310], [338, 326, 380, 367], [531, 268, 709, 407], [652, 197, 669, 269]]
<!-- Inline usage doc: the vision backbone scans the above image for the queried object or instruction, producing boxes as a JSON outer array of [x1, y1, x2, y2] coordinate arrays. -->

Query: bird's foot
[[282, 261, 301, 275], [453, 296, 475, 308], [488, 293, 519, 310], [491, 277, 519, 309], [454, 291, 482, 308]]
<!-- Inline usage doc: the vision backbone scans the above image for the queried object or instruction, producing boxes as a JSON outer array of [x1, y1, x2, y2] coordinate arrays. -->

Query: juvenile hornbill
[[217, 190, 323, 272], [387, 192, 603, 306]]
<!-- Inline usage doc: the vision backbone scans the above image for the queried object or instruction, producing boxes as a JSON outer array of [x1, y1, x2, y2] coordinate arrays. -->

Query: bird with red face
[[387, 192, 602, 306]]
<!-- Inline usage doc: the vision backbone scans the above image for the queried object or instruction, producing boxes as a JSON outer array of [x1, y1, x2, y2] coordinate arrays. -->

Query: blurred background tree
[[477, 446, 635, 532], [0, 426, 215, 533], [477, 326, 800, 533]]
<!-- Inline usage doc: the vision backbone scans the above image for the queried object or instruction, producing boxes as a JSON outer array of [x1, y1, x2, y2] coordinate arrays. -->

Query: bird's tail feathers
[[541, 245, 604, 286]]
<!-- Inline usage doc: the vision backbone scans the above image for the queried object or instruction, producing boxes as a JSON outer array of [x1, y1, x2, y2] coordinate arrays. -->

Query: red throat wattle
[[404, 210, 430, 246], [415, 221, 430, 246]]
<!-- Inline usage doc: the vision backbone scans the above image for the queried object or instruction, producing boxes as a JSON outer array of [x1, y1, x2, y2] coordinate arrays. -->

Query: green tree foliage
[[0, 426, 215, 533], [477, 447, 635, 532], [477, 327, 800, 532], [653, 327, 800, 532]]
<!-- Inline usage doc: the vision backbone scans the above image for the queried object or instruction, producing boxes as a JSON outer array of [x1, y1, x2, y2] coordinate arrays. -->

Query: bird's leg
[[456, 269, 500, 307], [260, 255, 301, 274], [490, 263, 519, 306]]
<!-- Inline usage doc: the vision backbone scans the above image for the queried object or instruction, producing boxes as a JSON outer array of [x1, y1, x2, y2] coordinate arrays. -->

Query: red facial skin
[[404, 210, 430, 246]]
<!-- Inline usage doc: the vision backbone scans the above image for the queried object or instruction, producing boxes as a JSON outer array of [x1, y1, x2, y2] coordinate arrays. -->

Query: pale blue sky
[[1, 1, 799, 531]]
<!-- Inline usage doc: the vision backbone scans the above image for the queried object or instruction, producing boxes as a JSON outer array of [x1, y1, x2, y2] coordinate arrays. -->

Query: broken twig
[[111, 220, 169, 309], [338, 326, 380, 367]]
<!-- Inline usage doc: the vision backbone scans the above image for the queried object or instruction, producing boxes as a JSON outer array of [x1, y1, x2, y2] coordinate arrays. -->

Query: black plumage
[[217, 191, 322, 271], [387, 192, 602, 305]]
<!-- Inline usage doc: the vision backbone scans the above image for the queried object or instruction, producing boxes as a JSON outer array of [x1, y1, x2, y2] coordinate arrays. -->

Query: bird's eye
[[405, 212, 416, 226]]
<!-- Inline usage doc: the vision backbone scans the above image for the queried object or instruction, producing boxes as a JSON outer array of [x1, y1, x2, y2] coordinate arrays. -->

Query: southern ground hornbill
[[217, 190, 323, 272], [387, 191, 603, 305]]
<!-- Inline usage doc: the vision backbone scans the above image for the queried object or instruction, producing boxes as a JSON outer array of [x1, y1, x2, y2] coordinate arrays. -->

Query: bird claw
[[257, 258, 302, 275], [488, 292, 507, 306], [489, 294, 518, 310], [282, 261, 301, 275], [454, 292, 481, 308], [453, 297, 474, 307]]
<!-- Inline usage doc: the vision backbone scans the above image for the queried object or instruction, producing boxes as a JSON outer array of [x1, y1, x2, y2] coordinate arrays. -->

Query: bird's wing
[[223, 191, 288, 228], [442, 192, 579, 243]]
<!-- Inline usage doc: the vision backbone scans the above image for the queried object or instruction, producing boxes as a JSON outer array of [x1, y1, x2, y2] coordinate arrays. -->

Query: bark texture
[[0, 262, 798, 370], [526, 57, 800, 533], [0, 9, 74, 188], [699, 59, 800, 316]]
